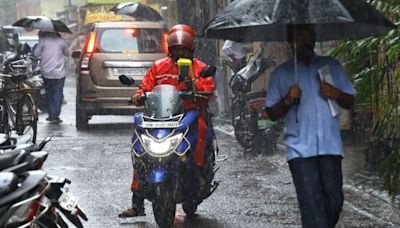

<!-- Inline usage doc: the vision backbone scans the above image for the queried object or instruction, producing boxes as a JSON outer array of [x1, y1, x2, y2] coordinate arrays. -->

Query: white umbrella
[[12, 16, 72, 34]]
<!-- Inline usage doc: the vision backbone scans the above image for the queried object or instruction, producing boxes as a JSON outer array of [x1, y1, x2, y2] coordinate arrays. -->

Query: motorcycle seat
[[0, 170, 46, 207], [246, 91, 267, 101], [0, 150, 29, 171], [0, 172, 18, 198]]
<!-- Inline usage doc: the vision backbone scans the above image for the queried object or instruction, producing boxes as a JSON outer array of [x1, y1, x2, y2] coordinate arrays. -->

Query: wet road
[[37, 76, 400, 227]]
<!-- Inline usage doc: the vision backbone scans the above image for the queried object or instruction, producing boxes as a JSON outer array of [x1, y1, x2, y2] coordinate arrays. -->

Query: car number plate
[[142, 121, 180, 128], [113, 68, 148, 76], [58, 189, 78, 211]]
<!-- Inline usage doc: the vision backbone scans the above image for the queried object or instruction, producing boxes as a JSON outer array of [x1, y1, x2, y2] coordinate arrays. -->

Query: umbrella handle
[[293, 26, 300, 122]]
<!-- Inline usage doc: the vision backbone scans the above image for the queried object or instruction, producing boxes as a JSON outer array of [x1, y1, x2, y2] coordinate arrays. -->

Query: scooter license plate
[[58, 190, 77, 211], [142, 121, 180, 128]]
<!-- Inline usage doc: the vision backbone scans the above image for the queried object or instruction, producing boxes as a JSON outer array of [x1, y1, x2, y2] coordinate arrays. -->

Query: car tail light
[[81, 32, 97, 69], [86, 32, 96, 54], [125, 28, 140, 36], [161, 32, 168, 54]]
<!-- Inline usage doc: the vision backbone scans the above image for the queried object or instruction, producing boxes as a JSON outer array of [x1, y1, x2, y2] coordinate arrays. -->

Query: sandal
[[118, 207, 145, 218]]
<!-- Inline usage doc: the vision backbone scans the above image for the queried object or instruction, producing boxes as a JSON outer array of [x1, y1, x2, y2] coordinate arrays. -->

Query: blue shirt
[[266, 55, 356, 161]]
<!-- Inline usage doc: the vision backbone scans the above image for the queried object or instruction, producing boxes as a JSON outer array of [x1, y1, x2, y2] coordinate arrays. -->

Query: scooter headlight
[[141, 133, 183, 157]]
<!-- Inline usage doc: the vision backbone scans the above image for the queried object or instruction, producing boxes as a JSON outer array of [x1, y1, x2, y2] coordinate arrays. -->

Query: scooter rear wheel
[[231, 99, 252, 150]]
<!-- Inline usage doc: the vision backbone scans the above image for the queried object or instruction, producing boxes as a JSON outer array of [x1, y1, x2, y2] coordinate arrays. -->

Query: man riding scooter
[[119, 24, 215, 217]]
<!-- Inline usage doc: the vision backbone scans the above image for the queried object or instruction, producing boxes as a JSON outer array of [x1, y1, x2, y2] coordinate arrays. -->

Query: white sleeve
[[33, 39, 42, 57], [222, 40, 233, 56]]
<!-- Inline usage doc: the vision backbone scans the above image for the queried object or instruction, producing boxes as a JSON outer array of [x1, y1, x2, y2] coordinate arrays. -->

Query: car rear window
[[98, 28, 164, 54]]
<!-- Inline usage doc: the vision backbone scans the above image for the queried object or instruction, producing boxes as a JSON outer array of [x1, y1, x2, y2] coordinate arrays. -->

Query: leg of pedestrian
[[318, 155, 344, 228], [43, 78, 54, 120], [52, 78, 65, 122], [289, 157, 330, 228]]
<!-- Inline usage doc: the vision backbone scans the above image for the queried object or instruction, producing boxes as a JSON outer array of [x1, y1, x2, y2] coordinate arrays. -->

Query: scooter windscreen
[[144, 85, 184, 118]]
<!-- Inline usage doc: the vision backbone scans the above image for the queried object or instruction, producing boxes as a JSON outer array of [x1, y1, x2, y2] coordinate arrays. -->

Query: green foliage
[[330, 0, 400, 199], [380, 148, 400, 200]]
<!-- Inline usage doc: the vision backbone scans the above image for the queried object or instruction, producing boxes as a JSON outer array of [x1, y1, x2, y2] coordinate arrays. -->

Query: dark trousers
[[289, 155, 344, 228], [43, 77, 65, 119]]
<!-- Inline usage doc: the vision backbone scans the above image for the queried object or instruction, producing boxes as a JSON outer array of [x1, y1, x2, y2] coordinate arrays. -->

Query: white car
[[18, 35, 39, 49]]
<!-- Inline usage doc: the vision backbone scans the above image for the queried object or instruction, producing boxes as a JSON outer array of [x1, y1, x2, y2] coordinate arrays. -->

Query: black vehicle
[[0, 170, 50, 228], [0, 137, 88, 227], [228, 49, 282, 154]]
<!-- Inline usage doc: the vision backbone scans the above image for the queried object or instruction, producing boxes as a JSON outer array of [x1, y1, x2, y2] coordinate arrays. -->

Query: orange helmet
[[168, 24, 196, 36], [166, 24, 196, 49]]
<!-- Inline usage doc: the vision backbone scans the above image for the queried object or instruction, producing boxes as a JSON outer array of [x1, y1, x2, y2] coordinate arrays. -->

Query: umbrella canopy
[[110, 2, 164, 22], [200, 0, 396, 42], [12, 16, 72, 34]]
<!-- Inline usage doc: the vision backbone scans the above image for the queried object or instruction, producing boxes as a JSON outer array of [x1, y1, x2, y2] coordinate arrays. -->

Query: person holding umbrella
[[13, 16, 72, 123], [33, 30, 69, 123], [200, 0, 395, 226], [266, 24, 356, 227]]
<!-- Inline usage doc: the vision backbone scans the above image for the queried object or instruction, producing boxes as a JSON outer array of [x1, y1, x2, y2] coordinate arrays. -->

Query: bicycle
[[0, 60, 38, 143]]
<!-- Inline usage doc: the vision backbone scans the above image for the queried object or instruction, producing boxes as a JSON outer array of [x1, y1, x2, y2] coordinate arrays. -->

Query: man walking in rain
[[34, 31, 69, 123], [266, 25, 356, 228]]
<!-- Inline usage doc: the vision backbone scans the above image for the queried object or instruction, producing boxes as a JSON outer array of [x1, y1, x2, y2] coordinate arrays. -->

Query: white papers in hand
[[318, 65, 341, 117]]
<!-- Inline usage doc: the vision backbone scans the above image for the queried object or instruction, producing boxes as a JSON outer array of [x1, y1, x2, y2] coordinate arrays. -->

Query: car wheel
[[75, 100, 88, 130]]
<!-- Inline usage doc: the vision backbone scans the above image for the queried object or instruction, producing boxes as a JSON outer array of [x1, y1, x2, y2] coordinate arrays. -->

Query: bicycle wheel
[[8, 94, 37, 143], [0, 102, 10, 135]]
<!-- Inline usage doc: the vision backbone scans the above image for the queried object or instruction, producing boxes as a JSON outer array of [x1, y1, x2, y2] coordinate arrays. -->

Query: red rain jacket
[[134, 57, 215, 167], [135, 57, 214, 107]]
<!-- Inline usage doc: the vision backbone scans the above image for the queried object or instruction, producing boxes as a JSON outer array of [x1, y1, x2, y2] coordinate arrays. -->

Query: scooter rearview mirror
[[119, 74, 136, 86]]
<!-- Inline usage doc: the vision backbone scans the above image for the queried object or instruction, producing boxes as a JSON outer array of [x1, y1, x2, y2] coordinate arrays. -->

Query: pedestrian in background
[[34, 31, 69, 123], [266, 25, 356, 228]]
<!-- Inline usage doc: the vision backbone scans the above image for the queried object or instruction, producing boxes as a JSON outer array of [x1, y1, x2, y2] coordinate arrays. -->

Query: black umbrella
[[110, 2, 164, 22], [199, 0, 396, 42], [12, 16, 72, 34]]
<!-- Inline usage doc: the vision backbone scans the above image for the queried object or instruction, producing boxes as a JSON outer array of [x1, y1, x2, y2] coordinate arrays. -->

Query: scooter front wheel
[[152, 186, 176, 228], [182, 202, 197, 218]]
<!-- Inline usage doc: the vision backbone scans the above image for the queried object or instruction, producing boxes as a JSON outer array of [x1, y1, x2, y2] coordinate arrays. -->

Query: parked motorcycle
[[0, 170, 50, 228], [0, 136, 88, 227], [228, 49, 282, 154], [118, 64, 219, 227]]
